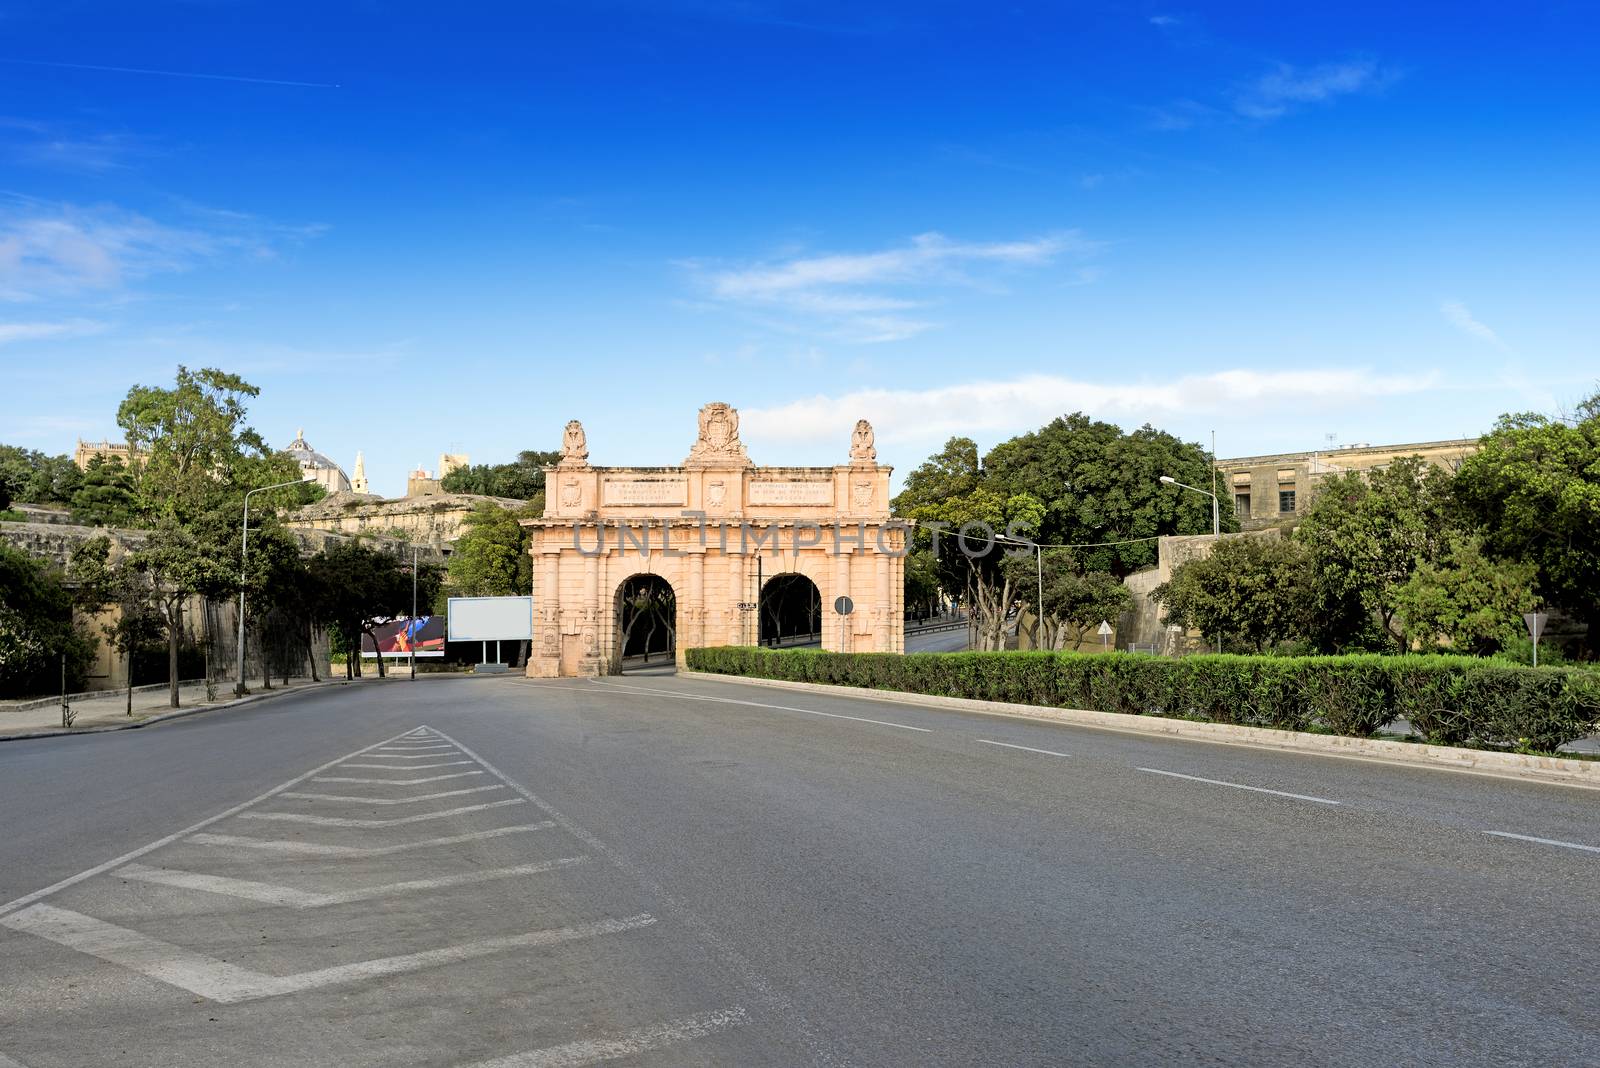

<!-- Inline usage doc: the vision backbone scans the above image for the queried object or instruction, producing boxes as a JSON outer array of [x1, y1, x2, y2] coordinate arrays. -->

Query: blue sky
[[2, 1, 1596, 496]]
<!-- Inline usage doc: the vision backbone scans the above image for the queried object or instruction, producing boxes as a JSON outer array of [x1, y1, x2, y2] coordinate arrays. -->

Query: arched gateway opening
[[614, 574, 677, 673], [759, 573, 822, 647]]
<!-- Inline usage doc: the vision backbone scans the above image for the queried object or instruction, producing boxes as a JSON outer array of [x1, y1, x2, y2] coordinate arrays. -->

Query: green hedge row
[[684, 647, 1600, 753]]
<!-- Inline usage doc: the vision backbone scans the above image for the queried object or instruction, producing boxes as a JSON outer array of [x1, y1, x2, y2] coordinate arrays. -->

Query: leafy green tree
[[1451, 393, 1600, 655], [900, 480, 1044, 650], [70, 457, 140, 528], [68, 536, 164, 714], [128, 508, 239, 707], [1152, 535, 1313, 653], [1395, 536, 1537, 656], [983, 414, 1234, 575], [1006, 554, 1132, 650], [448, 503, 533, 596], [0, 543, 94, 698], [117, 365, 303, 516], [112, 366, 317, 699], [0, 445, 80, 506], [308, 542, 441, 679], [440, 450, 560, 502], [903, 549, 942, 618], [1296, 456, 1454, 652], [892, 437, 982, 516]]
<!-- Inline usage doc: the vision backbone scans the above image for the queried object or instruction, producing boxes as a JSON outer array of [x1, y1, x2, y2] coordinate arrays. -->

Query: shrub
[[683, 647, 1600, 754]]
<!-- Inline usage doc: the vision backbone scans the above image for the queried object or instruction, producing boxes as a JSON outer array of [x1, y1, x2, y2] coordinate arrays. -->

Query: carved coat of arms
[[684, 402, 752, 466]]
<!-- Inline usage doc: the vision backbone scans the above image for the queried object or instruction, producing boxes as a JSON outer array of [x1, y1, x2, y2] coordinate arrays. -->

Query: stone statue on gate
[[849, 418, 876, 464], [560, 419, 589, 466]]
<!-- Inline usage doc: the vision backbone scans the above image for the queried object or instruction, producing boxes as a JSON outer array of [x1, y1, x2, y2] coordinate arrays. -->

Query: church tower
[[351, 451, 370, 495]]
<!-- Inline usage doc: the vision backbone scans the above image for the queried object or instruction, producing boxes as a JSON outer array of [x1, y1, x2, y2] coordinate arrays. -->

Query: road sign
[[1524, 611, 1549, 667], [735, 601, 757, 611], [1096, 621, 1113, 637], [834, 595, 854, 616]]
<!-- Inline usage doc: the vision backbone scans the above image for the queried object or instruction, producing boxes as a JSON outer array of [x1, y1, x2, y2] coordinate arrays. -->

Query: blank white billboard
[[447, 596, 534, 642]]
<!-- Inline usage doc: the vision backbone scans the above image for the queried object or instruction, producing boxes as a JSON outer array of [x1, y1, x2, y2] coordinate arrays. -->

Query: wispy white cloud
[[0, 197, 325, 301], [1232, 59, 1398, 120], [743, 368, 1440, 448], [689, 231, 1096, 342], [0, 318, 106, 345], [1440, 299, 1513, 352], [0, 117, 148, 173]]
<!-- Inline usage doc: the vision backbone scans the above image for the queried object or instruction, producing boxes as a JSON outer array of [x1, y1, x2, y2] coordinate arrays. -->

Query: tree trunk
[[167, 600, 181, 708], [306, 622, 320, 682], [367, 626, 386, 677], [258, 627, 272, 690], [126, 649, 134, 716]]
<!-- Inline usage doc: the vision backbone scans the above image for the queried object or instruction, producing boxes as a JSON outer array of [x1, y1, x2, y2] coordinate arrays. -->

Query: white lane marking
[[115, 857, 589, 907], [463, 1007, 750, 1067], [376, 744, 455, 751], [187, 824, 556, 857], [0, 726, 427, 921], [240, 798, 526, 827], [1136, 767, 1341, 805], [1, 904, 656, 1004], [281, 784, 505, 805], [313, 770, 486, 785], [346, 752, 463, 760], [431, 728, 843, 1067], [1485, 830, 1600, 854], [576, 680, 932, 733], [340, 760, 476, 770], [976, 739, 1070, 758]]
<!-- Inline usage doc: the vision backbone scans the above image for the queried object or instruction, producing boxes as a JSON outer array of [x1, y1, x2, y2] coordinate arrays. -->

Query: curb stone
[[0, 678, 358, 743], [677, 671, 1600, 790]]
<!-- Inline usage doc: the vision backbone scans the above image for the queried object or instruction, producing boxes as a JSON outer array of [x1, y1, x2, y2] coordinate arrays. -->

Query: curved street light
[[1159, 475, 1220, 538]]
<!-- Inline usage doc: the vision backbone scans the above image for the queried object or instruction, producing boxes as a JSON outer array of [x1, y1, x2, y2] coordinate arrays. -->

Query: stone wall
[[1118, 529, 1283, 653], [285, 491, 527, 547]]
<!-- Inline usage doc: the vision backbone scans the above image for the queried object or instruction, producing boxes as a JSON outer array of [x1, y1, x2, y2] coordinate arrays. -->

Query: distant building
[[283, 429, 353, 495], [73, 439, 146, 471], [405, 453, 469, 498], [351, 451, 370, 495], [1215, 438, 1477, 530]]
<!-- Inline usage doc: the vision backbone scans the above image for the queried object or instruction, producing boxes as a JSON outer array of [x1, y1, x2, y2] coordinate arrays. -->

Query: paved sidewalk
[[0, 676, 338, 738]]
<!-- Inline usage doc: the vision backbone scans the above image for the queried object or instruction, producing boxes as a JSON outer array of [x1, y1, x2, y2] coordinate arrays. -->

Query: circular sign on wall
[[834, 595, 854, 616]]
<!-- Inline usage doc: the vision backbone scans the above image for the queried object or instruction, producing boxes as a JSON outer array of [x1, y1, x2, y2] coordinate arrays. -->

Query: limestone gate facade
[[522, 403, 905, 677]]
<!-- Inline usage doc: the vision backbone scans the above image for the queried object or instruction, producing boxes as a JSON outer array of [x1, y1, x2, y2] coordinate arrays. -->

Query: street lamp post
[[1159, 475, 1220, 538], [237, 477, 313, 698], [410, 545, 419, 682]]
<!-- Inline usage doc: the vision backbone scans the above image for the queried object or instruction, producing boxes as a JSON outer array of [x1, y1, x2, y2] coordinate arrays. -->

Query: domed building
[[282, 429, 352, 495]]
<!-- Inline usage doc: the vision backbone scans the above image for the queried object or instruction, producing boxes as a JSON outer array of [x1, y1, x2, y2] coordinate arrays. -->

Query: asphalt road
[[0, 673, 1595, 1067]]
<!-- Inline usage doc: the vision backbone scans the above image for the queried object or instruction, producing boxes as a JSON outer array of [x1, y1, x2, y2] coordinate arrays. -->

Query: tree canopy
[[440, 449, 560, 503], [1451, 393, 1600, 650]]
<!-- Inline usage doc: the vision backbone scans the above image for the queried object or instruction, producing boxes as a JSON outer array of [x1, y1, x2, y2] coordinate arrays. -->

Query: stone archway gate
[[522, 402, 906, 677]]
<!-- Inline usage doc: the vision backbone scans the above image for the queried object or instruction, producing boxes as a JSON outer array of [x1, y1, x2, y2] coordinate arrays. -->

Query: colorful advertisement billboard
[[360, 616, 446, 658]]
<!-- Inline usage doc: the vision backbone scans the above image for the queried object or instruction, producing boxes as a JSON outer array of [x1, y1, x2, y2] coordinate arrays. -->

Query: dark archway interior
[[759, 573, 822, 646], [616, 574, 676, 663]]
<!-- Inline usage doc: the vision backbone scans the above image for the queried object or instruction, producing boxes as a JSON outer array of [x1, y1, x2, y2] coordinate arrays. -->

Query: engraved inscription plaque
[[601, 479, 688, 507], [748, 480, 834, 507]]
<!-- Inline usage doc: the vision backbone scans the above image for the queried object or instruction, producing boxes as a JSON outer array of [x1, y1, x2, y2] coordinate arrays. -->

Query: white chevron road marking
[[1, 904, 656, 1003]]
